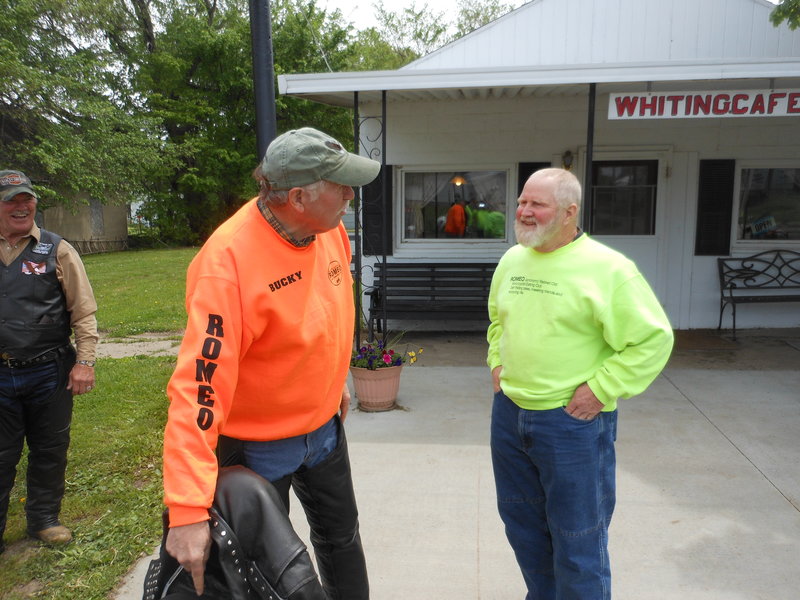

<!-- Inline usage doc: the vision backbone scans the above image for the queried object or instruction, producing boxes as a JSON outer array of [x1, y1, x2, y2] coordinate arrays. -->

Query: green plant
[[350, 333, 423, 370]]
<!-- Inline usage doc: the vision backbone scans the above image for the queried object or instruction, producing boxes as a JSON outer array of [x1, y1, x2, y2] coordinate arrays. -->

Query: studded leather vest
[[0, 229, 71, 360]]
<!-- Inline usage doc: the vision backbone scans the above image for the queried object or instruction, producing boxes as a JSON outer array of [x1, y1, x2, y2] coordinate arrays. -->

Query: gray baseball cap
[[261, 128, 380, 190], [0, 170, 37, 202]]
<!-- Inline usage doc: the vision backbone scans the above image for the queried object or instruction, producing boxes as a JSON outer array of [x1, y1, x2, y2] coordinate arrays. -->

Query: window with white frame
[[737, 167, 800, 241], [401, 170, 508, 240]]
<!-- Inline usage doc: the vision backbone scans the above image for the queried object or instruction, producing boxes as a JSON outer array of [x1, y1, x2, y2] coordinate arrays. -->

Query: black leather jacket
[[142, 466, 325, 600]]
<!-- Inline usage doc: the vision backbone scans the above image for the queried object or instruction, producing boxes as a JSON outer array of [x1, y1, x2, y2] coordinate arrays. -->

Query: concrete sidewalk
[[115, 332, 800, 599]]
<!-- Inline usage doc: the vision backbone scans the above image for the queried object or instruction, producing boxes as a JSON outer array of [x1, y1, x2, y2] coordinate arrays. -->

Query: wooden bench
[[366, 262, 496, 338], [717, 250, 800, 339]]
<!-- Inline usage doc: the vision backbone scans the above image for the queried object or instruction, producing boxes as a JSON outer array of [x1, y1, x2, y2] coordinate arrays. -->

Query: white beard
[[514, 217, 560, 249]]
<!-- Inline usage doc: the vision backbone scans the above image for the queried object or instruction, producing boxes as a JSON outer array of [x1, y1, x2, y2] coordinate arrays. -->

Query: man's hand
[[67, 363, 95, 395], [339, 384, 352, 422], [491, 366, 503, 393], [565, 383, 604, 420], [165, 521, 211, 596]]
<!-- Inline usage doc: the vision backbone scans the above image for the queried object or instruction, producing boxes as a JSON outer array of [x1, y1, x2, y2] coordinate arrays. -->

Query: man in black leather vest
[[0, 170, 98, 554]]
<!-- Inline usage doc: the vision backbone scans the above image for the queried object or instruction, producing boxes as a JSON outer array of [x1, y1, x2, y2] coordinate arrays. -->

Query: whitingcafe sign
[[609, 89, 800, 120]]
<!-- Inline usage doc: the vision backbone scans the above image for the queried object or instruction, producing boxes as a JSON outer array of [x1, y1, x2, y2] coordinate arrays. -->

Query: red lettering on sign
[[750, 95, 765, 114], [614, 96, 639, 117], [693, 95, 712, 115], [712, 94, 730, 115], [789, 93, 800, 113], [768, 92, 786, 114], [666, 95, 684, 116], [731, 94, 749, 114], [639, 96, 659, 116]]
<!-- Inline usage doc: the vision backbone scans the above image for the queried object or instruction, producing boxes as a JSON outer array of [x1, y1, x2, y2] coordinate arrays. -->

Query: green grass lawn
[[0, 248, 197, 600], [83, 247, 198, 337]]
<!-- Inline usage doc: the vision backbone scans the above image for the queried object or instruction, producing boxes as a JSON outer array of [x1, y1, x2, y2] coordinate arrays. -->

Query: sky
[[320, 0, 780, 31], [319, 0, 518, 31]]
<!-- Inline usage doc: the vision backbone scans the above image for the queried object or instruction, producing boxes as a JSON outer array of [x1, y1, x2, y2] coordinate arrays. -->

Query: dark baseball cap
[[0, 170, 37, 202], [261, 128, 380, 190]]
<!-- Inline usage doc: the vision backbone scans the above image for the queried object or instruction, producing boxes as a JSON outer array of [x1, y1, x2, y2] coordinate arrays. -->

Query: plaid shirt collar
[[257, 197, 315, 248]]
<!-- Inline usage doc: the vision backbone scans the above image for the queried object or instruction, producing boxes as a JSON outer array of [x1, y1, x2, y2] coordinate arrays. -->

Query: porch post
[[583, 82, 596, 232], [248, 0, 277, 158], [353, 92, 363, 347], [379, 90, 388, 337]]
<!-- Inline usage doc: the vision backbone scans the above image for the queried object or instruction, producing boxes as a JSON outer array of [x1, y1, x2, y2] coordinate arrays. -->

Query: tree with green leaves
[[348, 0, 521, 70], [124, 0, 265, 243], [0, 0, 173, 210], [455, 0, 515, 37], [770, 0, 800, 29], [2, 0, 523, 243], [372, 0, 450, 59], [120, 0, 356, 243], [1, 0, 357, 243], [271, 0, 356, 135], [347, 26, 414, 70]]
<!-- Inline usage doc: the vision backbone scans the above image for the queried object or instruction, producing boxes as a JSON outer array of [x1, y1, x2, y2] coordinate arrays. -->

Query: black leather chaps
[[0, 349, 74, 539], [217, 418, 370, 600]]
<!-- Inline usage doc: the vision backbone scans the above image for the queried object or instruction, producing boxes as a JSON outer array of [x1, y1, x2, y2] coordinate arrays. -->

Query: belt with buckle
[[1, 349, 60, 369]]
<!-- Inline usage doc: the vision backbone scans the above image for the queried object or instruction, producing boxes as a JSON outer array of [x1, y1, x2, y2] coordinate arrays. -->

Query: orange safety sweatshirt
[[444, 203, 466, 236], [163, 199, 355, 527]]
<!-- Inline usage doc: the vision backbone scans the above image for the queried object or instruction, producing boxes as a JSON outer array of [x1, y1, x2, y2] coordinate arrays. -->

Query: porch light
[[450, 175, 466, 186], [562, 150, 574, 171]]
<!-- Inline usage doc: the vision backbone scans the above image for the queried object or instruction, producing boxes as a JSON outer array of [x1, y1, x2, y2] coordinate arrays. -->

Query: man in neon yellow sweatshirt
[[487, 168, 673, 600], [163, 128, 380, 599]]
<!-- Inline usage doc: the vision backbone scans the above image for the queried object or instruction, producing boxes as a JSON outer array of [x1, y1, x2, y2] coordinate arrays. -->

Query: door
[[585, 157, 668, 300]]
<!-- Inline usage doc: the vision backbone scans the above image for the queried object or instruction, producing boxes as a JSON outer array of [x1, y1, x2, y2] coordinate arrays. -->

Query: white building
[[280, 0, 800, 331]]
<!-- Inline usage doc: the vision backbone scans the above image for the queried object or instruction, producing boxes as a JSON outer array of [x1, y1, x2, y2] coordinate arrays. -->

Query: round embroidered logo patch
[[328, 260, 344, 286]]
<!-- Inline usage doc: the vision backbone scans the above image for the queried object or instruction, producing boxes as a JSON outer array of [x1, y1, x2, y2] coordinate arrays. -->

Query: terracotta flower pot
[[349, 365, 403, 412]]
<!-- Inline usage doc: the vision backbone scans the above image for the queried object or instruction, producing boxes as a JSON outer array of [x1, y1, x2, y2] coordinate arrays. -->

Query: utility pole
[[249, 0, 277, 160]]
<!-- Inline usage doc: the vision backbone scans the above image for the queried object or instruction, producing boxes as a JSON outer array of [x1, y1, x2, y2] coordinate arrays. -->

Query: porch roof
[[279, 0, 800, 109], [278, 59, 800, 108]]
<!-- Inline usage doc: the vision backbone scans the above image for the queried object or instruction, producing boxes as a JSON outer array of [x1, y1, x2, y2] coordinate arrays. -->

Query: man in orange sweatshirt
[[444, 198, 466, 237], [162, 128, 380, 599]]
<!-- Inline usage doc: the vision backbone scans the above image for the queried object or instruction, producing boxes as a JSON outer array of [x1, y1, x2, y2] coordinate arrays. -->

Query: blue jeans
[[241, 416, 338, 482], [490, 390, 617, 600]]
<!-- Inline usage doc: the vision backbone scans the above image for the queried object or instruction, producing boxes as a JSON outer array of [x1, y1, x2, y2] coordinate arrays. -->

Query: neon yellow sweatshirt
[[487, 234, 673, 411], [163, 199, 354, 526]]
